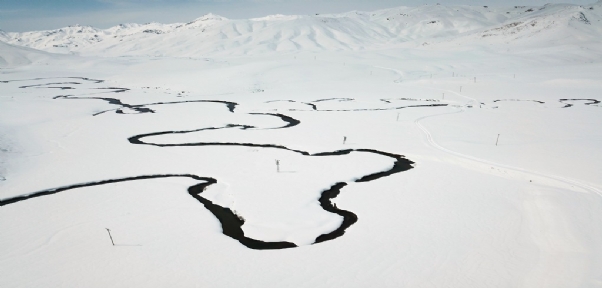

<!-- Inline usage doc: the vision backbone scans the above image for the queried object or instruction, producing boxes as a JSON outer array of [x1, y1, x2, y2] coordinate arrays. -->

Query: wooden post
[[496, 134, 500, 146], [106, 228, 115, 246], [276, 160, 280, 172], [343, 136, 347, 144]]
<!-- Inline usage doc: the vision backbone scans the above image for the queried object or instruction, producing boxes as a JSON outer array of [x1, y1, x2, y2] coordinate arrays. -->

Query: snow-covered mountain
[[0, 40, 57, 67], [4, 2, 602, 57], [0, 30, 8, 41]]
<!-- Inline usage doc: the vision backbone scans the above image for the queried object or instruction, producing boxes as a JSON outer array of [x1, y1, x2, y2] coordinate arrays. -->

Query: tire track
[[414, 96, 602, 198]]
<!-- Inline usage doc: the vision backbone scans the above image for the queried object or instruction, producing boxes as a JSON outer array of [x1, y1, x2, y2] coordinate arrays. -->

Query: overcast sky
[[0, 0, 596, 32]]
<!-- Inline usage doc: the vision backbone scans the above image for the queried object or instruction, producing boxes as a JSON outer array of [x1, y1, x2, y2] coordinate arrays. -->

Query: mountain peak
[[4, 3, 602, 57], [250, 14, 300, 21], [191, 13, 227, 23], [182, 13, 228, 27]]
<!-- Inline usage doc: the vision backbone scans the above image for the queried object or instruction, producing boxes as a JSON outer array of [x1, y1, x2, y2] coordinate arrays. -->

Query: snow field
[[1, 2, 602, 287]]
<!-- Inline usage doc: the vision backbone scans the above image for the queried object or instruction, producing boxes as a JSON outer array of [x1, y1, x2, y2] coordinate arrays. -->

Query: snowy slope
[[0, 30, 7, 42], [437, 2, 602, 48], [5, 2, 602, 57], [0, 40, 57, 67], [1, 2, 602, 288]]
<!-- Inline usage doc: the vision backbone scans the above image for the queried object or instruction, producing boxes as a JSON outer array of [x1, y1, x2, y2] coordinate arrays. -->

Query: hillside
[[4, 2, 602, 57], [0, 40, 59, 67]]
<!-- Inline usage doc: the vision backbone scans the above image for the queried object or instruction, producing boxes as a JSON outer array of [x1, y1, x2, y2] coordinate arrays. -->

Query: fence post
[[106, 228, 115, 246]]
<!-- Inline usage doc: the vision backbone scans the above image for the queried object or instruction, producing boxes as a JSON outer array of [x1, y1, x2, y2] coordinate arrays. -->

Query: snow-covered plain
[[1, 2, 602, 287]]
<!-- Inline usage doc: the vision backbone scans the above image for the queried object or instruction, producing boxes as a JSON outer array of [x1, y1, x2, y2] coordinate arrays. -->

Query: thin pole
[[343, 136, 347, 144], [106, 228, 115, 246], [496, 134, 500, 146], [442, 93, 445, 100], [396, 113, 400, 121], [276, 160, 280, 173]]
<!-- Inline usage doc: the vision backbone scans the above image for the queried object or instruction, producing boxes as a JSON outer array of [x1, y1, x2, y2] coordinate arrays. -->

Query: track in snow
[[414, 95, 602, 198]]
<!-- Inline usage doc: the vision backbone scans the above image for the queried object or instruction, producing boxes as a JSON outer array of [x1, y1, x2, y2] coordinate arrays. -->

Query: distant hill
[[0, 40, 58, 67], [3, 2, 602, 57]]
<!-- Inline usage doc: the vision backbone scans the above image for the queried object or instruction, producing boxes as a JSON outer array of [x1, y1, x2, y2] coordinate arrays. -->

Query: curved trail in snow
[[372, 65, 602, 197], [414, 90, 602, 198]]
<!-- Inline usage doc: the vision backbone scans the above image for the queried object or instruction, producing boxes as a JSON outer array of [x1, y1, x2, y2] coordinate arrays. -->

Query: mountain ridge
[[3, 2, 602, 57]]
